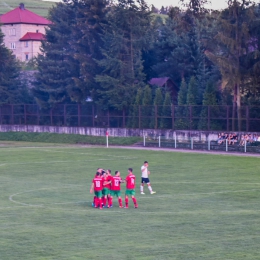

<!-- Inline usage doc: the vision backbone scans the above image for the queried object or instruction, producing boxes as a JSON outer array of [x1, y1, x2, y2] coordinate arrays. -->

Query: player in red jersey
[[108, 171, 124, 208], [124, 168, 138, 208], [90, 172, 103, 209], [102, 169, 112, 208], [92, 168, 105, 207]]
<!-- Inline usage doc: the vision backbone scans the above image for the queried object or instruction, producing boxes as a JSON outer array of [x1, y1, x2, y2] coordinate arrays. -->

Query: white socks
[[140, 185, 144, 192], [148, 186, 152, 192]]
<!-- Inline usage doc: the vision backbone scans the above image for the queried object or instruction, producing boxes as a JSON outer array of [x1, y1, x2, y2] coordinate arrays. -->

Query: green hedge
[[0, 132, 142, 146]]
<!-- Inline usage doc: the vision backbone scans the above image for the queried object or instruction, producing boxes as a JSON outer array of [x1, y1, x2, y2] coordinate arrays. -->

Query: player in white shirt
[[140, 161, 156, 195]]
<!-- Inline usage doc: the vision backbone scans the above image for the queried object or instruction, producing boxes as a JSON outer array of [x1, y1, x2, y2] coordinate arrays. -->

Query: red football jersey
[[92, 177, 103, 191], [111, 176, 122, 191], [125, 174, 135, 189], [102, 176, 112, 189]]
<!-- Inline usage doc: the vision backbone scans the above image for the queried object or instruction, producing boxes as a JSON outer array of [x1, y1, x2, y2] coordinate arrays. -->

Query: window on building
[[10, 42, 16, 49], [9, 28, 16, 36], [24, 42, 29, 48], [25, 54, 29, 61]]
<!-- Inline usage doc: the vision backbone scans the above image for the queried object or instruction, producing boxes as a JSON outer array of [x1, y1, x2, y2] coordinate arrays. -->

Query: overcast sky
[[147, 0, 229, 10], [43, 0, 260, 10]]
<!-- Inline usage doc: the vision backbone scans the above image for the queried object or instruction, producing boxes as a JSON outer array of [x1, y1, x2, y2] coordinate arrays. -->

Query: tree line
[[1, 0, 260, 131]]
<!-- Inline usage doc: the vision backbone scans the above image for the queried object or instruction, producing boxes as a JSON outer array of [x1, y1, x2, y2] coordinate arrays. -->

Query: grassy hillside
[[0, 0, 57, 17]]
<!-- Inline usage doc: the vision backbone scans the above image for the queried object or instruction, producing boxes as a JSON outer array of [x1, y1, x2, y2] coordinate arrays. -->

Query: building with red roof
[[0, 3, 51, 61]]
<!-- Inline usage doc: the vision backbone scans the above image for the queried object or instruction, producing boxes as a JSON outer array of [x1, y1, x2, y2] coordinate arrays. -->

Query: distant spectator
[[239, 135, 245, 146]]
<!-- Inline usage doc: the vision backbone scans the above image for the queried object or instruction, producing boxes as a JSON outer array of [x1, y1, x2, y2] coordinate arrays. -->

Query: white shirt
[[141, 165, 148, 178]]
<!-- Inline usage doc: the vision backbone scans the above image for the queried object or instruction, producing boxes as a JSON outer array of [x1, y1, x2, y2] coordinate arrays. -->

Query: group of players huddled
[[90, 161, 156, 209]]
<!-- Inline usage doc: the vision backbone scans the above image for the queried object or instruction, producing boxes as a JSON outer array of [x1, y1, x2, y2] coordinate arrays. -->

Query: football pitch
[[1, 143, 260, 259]]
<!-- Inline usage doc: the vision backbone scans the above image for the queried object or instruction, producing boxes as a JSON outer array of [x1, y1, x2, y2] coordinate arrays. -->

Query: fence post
[[171, 105, 175, 130], [207, 106, 210, 131], [246, 106, 249, 132], [143, 134, 146, 147], [155, 105, 158, 129], [208, 138, 210, 151], [106, 131, 109, 148], [244, 140, 247, 153], [191, 137, 193, 150], [159, 135, 161, 148], [226, 139, 228, 152], [174, 132, 177, 149]]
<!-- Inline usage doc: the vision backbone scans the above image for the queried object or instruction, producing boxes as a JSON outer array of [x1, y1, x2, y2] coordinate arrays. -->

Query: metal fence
[[0, 104, 260, 131]]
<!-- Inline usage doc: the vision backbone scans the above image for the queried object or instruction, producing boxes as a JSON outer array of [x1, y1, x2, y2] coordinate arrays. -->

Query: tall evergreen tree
[[0, 28, 29, 104], [187, 76, 200, 129], [72, 0, 108, 103], [32, 0, 81, 108], [95, 0, 152, 110], [198, 81, 220, 130], [205, 0, 256, 131], [175, 78, 189, 129], [141, 85, 153, 128], [152, 88, 164, 128], [129, 88, 143, 128], [160, 92, 172, 128]]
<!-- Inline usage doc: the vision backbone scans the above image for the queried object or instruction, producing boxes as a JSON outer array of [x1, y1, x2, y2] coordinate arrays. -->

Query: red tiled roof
[[20, 32, 46, 41], [149, 77, 170, 87], [0, 5, 51, 25]]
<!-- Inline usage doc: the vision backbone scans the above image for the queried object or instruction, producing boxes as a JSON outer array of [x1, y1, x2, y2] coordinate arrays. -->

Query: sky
[[43, 0, 260, 10], [147, 0, 229, 10]]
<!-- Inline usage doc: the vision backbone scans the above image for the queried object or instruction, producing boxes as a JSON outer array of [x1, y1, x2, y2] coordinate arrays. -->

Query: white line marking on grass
[[155, 181, 260, 185], [139, 189, 260, 198]]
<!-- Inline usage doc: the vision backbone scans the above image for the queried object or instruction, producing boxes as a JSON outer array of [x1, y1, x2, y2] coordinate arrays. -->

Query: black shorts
[[141, 178, 150, 184]]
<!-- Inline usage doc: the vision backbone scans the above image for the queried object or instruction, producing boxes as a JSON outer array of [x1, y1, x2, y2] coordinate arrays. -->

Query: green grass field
[[1, 142, 260, 259]]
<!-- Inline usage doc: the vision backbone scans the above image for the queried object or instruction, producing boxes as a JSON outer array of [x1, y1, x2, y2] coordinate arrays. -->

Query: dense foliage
[[2, 0, 260, 130]]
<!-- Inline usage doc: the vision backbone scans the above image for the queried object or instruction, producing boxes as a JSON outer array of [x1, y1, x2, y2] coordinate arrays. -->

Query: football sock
[[99, 198, 102, 209], [103, 197, 107, 206], [148, 186, 152, 192], [118, 198, 122, 207], [140, 185, 144, 192], [132, 197, 137, 205], [95, 197, 99, 207], [109, 197, 113, 207], [93, 196, 96, 204], [125, 197, 129, 206]]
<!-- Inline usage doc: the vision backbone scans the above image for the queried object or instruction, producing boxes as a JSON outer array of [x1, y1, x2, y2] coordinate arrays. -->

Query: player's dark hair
[[144, 161, 148, 163], [115, 171, 119, 175], [96, 172, 100, 176], [128, 168, 133, 172], [107, 169, 111, 173]]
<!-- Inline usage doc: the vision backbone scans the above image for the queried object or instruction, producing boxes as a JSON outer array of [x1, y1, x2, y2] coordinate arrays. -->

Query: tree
[[205, 0, 256, 131], [160, 92, 172, 128], [0, 28, 29, 104], [198, 81, 220, 130], [129, 88, 143, 128], [175, 78, 189, 129], [32, 0, 81, 108], [95, 0, 152, 110], [152, 88, 164, 128], [71, 0, 108, 103], [187, 76, 200, 129], [141, 85, 153, 128]]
